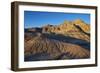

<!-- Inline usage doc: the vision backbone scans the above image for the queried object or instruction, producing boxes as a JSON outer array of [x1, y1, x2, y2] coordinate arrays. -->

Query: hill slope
[[24, 19, 90, 61]]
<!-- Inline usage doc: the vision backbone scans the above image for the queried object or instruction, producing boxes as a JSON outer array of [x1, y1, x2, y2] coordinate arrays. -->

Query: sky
[[24, 11, 90, 28]]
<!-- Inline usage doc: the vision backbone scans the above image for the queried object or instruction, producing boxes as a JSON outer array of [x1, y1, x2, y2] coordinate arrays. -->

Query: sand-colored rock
[[24, 19, 90, 61]]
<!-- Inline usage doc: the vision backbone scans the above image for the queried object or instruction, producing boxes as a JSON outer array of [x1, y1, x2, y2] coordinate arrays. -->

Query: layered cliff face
[[24, 19, 90, 61], [73, 19, 90, 33], [42, 19, 90, 42]]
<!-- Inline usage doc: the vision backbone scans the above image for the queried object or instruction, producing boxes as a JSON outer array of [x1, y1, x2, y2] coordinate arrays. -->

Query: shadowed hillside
[[24, 19, 90, 61]]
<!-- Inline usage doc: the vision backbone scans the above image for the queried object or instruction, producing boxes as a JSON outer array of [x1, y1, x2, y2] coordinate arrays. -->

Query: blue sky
[[24, 11, 90, 28]]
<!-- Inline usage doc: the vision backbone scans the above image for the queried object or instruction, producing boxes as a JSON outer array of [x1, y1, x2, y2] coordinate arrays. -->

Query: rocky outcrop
[[42, 19, 90, 42]]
